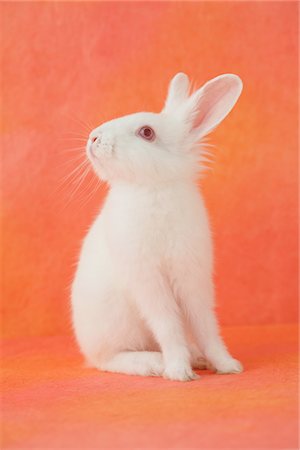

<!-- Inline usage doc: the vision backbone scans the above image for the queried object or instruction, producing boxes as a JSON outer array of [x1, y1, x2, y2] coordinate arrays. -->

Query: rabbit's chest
[[107, 200, 177, 252], [102, 187, 210, 264]]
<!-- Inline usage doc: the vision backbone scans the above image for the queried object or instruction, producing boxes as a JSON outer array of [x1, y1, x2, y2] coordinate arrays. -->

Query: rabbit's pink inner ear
[[188, 74, 243, 137]]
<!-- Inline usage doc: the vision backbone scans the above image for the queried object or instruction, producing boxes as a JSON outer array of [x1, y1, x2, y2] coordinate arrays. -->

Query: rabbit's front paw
[[163, 364, 200, 382], [214, 358, 243, 374]]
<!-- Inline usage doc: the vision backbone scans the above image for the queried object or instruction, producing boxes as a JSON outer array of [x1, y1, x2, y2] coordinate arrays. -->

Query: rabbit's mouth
[[88, 132, 114, 160]]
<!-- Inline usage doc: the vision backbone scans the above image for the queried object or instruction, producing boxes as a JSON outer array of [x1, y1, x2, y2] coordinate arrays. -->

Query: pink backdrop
[[2, 1, 298, 338]]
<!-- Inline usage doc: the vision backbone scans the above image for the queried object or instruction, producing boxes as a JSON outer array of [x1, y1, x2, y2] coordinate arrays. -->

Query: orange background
[[2, 1, 298, 339], [1, 4, 298, 449]]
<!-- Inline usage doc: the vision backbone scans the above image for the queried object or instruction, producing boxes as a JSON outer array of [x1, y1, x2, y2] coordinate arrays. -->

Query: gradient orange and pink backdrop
[[1, 3, 298, 449], [2, 1, 297, 339]]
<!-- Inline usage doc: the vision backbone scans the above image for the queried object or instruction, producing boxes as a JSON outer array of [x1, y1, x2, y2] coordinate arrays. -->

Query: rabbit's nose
[[91, 135, 101, 144]]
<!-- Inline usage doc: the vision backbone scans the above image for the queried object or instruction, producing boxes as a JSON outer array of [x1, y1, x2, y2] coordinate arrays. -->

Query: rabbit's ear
[[184, 74, 243, 138], [164, 72, 190, 112]]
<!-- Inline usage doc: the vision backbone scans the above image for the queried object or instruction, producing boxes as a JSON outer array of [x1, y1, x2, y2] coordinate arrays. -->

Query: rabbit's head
[[87, 73, 242, 185]]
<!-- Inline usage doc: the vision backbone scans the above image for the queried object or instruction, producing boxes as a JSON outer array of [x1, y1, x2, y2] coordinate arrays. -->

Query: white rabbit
[[71, 73, 243, 381]]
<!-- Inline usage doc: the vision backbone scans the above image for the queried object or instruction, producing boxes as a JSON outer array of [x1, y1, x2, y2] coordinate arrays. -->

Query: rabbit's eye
[[137, 126, 155, 142]]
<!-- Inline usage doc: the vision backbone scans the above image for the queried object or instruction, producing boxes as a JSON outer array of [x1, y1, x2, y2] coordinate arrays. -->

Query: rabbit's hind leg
[[98, 351, 164, 377]]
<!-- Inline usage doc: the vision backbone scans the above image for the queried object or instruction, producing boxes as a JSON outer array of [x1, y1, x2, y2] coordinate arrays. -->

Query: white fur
[[71, 73, 243, 381]]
